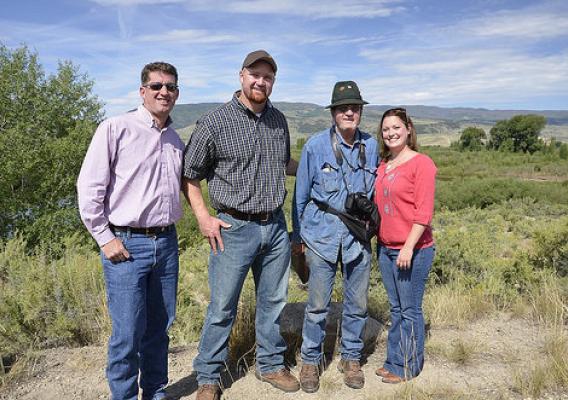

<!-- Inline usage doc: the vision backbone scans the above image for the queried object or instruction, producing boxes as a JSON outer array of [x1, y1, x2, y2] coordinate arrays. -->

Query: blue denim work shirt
[[292, 127, 379, 264]]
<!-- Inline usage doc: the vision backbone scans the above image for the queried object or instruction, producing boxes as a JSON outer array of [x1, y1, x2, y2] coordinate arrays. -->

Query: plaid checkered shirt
[[183, 91, 291, 214]]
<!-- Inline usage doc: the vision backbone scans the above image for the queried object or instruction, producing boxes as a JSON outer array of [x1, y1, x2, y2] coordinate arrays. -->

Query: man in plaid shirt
[[183, 50, 299, 400]]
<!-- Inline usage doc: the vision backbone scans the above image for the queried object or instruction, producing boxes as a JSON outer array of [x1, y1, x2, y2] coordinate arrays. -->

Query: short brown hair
[[140, 62, 178, 85], [378, 107, 418, 159]]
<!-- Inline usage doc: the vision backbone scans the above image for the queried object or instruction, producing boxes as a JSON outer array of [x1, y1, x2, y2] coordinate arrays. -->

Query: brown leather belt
[[222, 209, 274, 222], [110, 224, 174, 235]]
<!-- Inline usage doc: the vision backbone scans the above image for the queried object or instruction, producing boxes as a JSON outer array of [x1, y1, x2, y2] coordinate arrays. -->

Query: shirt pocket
[[263, 128, 288, 165], [321, 163, 340, 192]]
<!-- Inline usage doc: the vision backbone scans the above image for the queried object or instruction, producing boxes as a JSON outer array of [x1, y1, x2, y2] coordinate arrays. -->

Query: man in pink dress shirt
[[77, 62, 183, 400]]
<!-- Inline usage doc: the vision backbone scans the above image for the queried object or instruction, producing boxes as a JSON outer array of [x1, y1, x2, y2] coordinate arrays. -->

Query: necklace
[[385, 147, 409, 172]]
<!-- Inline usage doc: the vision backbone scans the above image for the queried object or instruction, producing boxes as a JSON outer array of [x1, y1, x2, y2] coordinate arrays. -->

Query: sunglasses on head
[[386, 107, 407, 113], [143, 82, 178, 92]]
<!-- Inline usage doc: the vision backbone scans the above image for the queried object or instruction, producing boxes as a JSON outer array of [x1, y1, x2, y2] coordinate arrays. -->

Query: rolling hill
[[171, 103, 568, 145]]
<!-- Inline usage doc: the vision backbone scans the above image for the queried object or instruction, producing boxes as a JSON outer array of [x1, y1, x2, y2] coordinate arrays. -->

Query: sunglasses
[[385, 107, 407, 114], [143, 82, 179, 92], [335, 104, 362, 113]]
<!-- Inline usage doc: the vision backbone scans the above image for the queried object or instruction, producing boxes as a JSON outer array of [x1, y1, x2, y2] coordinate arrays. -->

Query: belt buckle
[[259, 213, 270, 222]]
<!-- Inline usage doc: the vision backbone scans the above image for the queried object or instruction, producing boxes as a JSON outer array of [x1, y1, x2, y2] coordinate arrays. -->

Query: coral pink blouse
[[374, 153, 437, 249]]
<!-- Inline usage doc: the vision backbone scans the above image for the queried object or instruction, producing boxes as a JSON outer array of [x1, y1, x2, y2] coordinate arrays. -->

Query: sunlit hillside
[[172, 103, 568, 146]]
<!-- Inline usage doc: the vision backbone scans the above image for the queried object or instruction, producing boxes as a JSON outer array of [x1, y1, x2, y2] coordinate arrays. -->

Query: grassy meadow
[[1, 145, 568, 398]]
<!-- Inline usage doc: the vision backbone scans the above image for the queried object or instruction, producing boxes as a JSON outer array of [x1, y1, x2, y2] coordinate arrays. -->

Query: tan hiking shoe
[[255, 368, 300, 392], [337, 359, 365, 389], [196, 384, 221, 400], [299, 364, 320, 393], [375, 366, 389, 377]]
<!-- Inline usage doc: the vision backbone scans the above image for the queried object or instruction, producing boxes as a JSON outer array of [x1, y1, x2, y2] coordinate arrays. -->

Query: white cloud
[[90, 0, 184, 5], [359, 47, 568, 107], [175, 0, 403, 19], [106, 89, 140, 106], [4, 0, 567, 111], [90, 0, 404, 18], [137, 29, 239, 44], [355, 2, 568, 108], [466, 11, 568, 40]]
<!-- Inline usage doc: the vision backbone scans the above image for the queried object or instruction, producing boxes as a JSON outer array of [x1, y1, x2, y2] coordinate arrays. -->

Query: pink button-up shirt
[[77, 105, 184, 247]]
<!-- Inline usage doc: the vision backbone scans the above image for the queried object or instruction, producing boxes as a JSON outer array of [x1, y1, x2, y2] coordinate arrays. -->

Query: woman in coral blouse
[[374, 108, 437, 384]]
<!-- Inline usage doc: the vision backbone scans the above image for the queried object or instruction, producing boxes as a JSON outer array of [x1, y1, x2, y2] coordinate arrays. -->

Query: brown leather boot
[[381, 371, 407, 384], [337, 359, 365, 389], [299, 364, 320, 393], [196, 384, 221, 400], [255, 368, 300, 392]]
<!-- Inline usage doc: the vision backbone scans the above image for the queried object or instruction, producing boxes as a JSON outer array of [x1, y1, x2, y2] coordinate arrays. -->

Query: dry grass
[[512, 363, 548, 399], [365, 381, 482, 400], [0, 350, 42, 388], [228, 281, 257, 370], [424, 282, 494, 328], [529, 274, 568, 327], [427, 337, 479, 366], [543, 331, 568, 388], [319, 373, 343, 394], [510, 326, 568, 398]]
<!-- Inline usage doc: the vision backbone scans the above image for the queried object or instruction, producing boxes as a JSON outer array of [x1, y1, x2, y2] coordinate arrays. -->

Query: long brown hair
[[378, 107, 418, 159]]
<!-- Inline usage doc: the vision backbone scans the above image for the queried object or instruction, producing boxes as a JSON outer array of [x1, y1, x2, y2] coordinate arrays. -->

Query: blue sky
[[2, 0, 567, 116]]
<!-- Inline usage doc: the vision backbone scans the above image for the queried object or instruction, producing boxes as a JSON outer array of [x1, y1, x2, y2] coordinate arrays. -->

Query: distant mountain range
[[171, 102, 568, 143]]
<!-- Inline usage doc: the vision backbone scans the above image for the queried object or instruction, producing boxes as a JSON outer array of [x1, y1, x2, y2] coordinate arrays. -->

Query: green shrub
[[529, 217, 568, 277], [0, 235, 106, 357], [437, 178, 568, 211]]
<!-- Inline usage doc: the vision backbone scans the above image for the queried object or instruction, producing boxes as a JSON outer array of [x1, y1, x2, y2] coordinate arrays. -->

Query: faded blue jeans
[[301, 246, 371, 365], [193, 210, 291, 385], [378, 245, 434, 379], [101, 227, 179, 400]]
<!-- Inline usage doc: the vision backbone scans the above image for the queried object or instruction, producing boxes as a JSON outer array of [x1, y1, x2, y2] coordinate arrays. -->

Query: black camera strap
[[307, 129, 379, 243], [329, 127, 368, 194]]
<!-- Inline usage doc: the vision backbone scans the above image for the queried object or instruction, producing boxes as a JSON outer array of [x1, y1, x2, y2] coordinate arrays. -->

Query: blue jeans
[[101, 227, 179, 400], [378, 245, 434, 379], [301, 246, 371, 364], [194, 210, 291, 385]]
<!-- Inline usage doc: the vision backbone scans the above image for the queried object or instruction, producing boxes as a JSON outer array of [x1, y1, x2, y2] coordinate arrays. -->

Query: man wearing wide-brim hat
[[291, 80, 378, 393]]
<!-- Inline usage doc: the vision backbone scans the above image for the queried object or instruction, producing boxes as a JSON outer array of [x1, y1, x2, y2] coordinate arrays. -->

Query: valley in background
[[172, 103, 568, 145]]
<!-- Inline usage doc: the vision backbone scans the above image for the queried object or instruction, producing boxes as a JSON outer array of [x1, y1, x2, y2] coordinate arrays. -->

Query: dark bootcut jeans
[[102, 228, 179, 400], [193, 210, 291, 385], [378, 245, 435, 379]]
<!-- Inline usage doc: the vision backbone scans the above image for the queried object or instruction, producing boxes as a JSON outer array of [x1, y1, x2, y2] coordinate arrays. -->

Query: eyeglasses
[[143, 82, 179, 92], [335, 104, 362, 114]]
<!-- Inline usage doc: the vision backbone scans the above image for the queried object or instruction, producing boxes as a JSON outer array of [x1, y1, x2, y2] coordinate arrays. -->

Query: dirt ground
[[1, 313, 567, 400]]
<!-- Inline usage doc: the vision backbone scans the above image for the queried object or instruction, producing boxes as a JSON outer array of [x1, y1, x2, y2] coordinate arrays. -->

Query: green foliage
[[0, 44, 103, 247], [0, 235, 106, 356], [458, 126, 486, 151], [560, 143, 568, 160], [487, 114, 546, 153], [425, 146, 568, 211], [3, 137, 568, 385], [432, 199, 568, 300], [529, 217, 568, 277], [437, 178, 568, 210]]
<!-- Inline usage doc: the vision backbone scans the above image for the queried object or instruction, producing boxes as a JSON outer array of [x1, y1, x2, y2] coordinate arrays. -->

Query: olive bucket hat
[[325, 80, 369, 109]]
